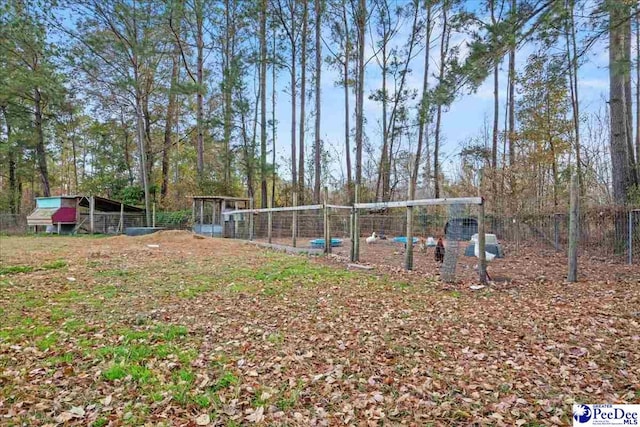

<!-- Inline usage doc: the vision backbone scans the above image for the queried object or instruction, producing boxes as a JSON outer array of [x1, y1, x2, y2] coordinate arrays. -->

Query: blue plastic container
[[310, 238, 343, 248], [392, 236, 419, 244]]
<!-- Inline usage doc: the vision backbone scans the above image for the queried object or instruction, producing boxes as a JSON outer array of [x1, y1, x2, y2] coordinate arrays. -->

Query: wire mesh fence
[[0, 214, 27, 235]]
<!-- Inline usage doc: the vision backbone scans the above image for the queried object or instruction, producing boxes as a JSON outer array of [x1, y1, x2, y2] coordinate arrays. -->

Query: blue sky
[[269, 2, 614, 186]]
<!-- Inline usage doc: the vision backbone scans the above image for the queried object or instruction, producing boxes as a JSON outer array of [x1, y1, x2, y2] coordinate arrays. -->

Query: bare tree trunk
[[136, 93, 151, 225], [411, 2, 432, 199], [1, 106, 18, 213], [566, 0, 582, 194], [610, 2, 634, 205], [162, 34, 181, 202], [355, 0, 365, 187], [636, 5, 640, 165], [195, 0, 205, 177], [567, 169, 578, 282], [223, 0, 235, 190], [34, 88, 51, 197], [434, 2, 450, 199], [260, 0, 268, 208], [313, 0, 322, 203], [298, 0, 308, 202], [507, 0, 516, 202], [624, 11, 637, 184], [272, 29, 278, 205], [490, 0, 499, 202], [343, 2, 352, 201]]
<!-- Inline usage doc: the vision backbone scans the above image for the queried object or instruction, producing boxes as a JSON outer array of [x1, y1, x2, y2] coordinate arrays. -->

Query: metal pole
[[90, 195, 95, 235], [478, 199, 487, 284], [211, 200, 216, 237], [249, 198, 254, 241], [405, 180, 414, 271], [353, 184, 360, 262], [200, 199, 204, 233], [120, 203, 124, 234], [152, 202, 156, 228], [629, 209, 633, 265], [268, 195, 273, 243], [292, 192, 298, 247]]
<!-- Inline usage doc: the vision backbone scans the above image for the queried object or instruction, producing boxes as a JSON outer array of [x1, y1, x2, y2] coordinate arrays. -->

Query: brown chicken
[[434, 238, 445, 263]]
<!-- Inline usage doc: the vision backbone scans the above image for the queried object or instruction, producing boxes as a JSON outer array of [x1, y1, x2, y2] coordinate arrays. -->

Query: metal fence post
[[152, 202, 156, 228], [292, 192, 297, 248]]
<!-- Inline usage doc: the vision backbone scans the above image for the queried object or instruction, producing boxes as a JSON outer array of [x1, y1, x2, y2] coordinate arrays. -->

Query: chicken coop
[[26, 195, 145, 234], [191, 196, 251, 237]]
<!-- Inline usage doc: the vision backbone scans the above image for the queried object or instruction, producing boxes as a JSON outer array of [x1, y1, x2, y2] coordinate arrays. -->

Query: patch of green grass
[[192, 393, 211, 408], [177, 348, 198, 365], [252, 389, 269, 408], [0, 265, 34, 275], [97, 285, 119, 299], [276, 386, 301, 411], [159, 325, 188, 341], [174, 368, 195, 383], [46, 352, 74, 366], [393, 282, 411, 290], [63, 319, 86, 333], [50, 308, 71, 322], [210, 371, 239, 392], [55, 289, 84, 303], [121, 329, 150, 343], [98, 344, 154, 362], [267, 332, 284, 344], [103, 364, 127, 381], [128, 364, 153, 383], [92, 418, 108, 427], [170, 383, 190, 406], [36, 334, 58, 351], [42, 259, 67, 270], [449, 290, 462, 298]]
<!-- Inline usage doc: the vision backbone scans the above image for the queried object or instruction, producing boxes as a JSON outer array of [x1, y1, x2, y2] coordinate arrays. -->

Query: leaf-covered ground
[[0, 231, 638, 426]]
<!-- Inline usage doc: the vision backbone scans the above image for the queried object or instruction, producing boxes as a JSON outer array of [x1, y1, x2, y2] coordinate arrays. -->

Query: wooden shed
[[192, 196, 251, 237], [27, 195, 144, 234]]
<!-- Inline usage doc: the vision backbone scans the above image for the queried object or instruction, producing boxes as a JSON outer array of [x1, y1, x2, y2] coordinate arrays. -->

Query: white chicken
[[366, 232, 379, 244]]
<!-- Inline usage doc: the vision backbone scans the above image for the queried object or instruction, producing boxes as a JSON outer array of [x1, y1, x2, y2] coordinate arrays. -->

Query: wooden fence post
[[405, 181, 414, 271], [567, 171, 579, 282], [268, 195, 273, 244], [292, 192, 298, 247], [352, 184, 360, 262], [629, 210, 634, 265], [249, 198, 254, 241], [478, 200, 487, 284], [323, 187, 329, 255]]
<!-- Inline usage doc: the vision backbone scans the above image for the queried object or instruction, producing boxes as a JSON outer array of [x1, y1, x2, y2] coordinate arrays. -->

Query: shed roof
[[191, 196, 250, 201], [35, 196, 144, 212]]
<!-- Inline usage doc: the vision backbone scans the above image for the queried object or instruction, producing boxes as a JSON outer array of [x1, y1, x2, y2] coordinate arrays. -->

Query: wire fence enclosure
[[4, 199, 640, 279]]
